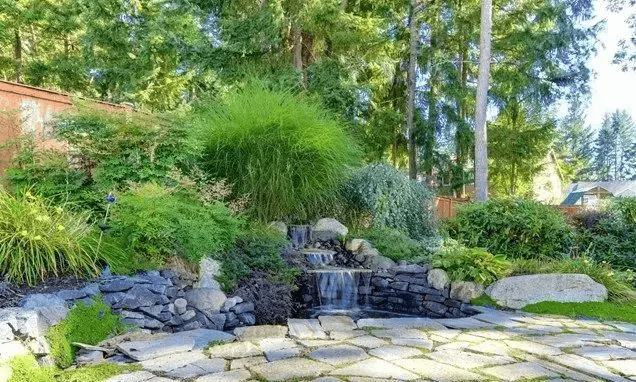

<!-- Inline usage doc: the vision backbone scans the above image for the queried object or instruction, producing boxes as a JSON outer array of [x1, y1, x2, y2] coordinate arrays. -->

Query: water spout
[[289, 225, 312, 248]]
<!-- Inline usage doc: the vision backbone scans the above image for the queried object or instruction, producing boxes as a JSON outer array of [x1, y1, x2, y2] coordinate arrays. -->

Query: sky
[[586, 2, 636, 128]]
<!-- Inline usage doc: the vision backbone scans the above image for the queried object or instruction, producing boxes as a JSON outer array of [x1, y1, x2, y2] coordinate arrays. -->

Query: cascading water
[[289, 225, 312, 248], [308, 268, 372, 315], [304, 249, 335, 265]]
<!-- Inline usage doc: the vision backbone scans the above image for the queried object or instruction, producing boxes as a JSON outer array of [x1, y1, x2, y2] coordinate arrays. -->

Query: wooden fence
[[435, 197, 466, 220]]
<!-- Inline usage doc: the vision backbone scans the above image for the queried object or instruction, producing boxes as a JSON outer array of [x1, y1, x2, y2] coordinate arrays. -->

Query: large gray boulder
[[450, 281, 485, 303], [197, 258, 222, 289], [185, 288, 227, 314], [313, 218, 348, 241], [486, 274, 608, 309], [427, 269, 450, 291]]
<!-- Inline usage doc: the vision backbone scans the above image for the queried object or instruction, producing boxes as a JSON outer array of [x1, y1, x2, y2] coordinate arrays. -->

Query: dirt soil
[[0, 275, 92, 309]]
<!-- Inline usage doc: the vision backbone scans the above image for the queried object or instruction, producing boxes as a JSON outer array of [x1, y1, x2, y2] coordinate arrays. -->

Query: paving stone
[[117, 335, 195, 361], [466, 340, 512, 356], [140, 350, 207, 372], [105, 371, 157, 382], [250, 357, 333, 381], [373, 327, 429, 340], [427, 349, 512, 369], [368, 345, 422, 361], [522, 324, 564, 335], [346, 335, 389, 349], [233, 325, 288, 341], [329, 329, 365, 340], [518, 354, 602, 382], [230, 356, 267, 370], [610, 322, 636, 333], [145, 377, 174, 382], [330, 358, 418, 380], [547, 354, 632, 382], [428, 328, 462, 339], [166, 364, 207, 379], [189, 358, 226, 373], [503, 339, 563, 356], [600, 331, 636, 349], [194, 369, 252, 382], [533, 333, 605, 348], [436, 341, 471, 351], [604, 360, 636, 376], [391, 337, 434, 349], [264, 345, 302, 361], [175, 329, 235, 349], [356, 317, 445, 330], [472, 312, 524, 327], [318, 315, 357, 332], [288, 319, 328, 339], [312, 378, 343, 382], [573, 345, 636, 361], [393, 358, 482, 381], [206, 341, 262, 359], [298, 339, 342, 348], [481, 361, 560, 381], [453, 333, 488, 343], [436, 317, 496, 330], [309, 344, 369, 365]]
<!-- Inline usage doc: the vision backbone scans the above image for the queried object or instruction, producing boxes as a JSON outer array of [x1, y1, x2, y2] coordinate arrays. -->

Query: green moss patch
[[522, 301, 636, 323]]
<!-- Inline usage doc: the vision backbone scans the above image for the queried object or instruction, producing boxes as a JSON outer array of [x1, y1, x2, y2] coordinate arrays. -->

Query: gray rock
[[121, 311, 145, 320], [118, 285, 162, 309], [146, 284, 166, 294], [346, 239, 368, 252], [237, 313, 256, 326], [173, 298, 187, 314], [363, 255, 396, 270], [268, 221, 288, 236], [197, 258, 222, 289], [450, 281, 486, 303], [20, 294, 65, 309], [232, 302, 254, 315], [313, 218, 348, 241], [234, 325, 288, 341], [182, 320, 203, 331], [75, 350, 104, 365], [116, 334, 195, 361], [142, 319, 164, 330], [0, 340, 30, 363], [82, 284, 100, 297], [103, 292, 126, 307], [486, 274, 608, 309], [185, 288, 227, 314], [166, 315, 183, 326], [100, 279, 134, 293], [180, 310, 196, 321], [427, 268, 450, 291], [391, 264, 429, 274], [205, 313, 226, 331], [56, 289, 88, 301], [139, 305, 163, 319], [221, 297, 237, 312]]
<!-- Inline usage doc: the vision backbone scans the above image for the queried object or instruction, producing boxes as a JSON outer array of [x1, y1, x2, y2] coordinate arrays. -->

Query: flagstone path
[[105, 308, 636, 382]]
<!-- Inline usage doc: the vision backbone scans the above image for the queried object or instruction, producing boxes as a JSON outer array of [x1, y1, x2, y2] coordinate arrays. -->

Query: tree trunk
[[14, 29, 22, 83], [474, 0, 493, 201], [291, 26, 302, 72], [407, 0, 423, 180]]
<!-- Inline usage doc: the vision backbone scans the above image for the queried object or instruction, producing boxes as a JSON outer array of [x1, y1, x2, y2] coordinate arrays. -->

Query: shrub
[[192, 83, 361, 222], [46, 297, 126, 368], [0, 190, 124, 286], [109, 183, 243, 266], [510, 257, 636, 303], [362, 226, 436, 262], [341, 164, 435, 239], [447, 198, 572, 259], [431, 244, 511, 285], [213, 225, 298, 292]]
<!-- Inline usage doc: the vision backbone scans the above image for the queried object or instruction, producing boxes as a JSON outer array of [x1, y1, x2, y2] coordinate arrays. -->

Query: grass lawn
[[521, 301, 636, 323]]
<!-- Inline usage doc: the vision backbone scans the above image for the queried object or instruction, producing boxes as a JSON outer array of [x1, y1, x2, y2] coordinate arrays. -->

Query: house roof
[[562, 181, 636, 205]]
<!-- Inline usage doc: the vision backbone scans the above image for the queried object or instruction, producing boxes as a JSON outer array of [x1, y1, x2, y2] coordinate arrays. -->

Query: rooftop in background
[[562, 181, 636, 206]]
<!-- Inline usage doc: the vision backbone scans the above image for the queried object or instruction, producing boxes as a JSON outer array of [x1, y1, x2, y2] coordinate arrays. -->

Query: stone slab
[[329, 329, 364, 340], [206, 341, 262, 359], [356, 317, 446, 330], [117, 335, 195, 361], [604, 360, 636, 376], [250, 357, 333, 381], [190, 358, 226, 373], [481, 361, 560, 381], [436, 317, 496, 330], [194, 369, 252, 382], [393, 358, 482, 381], [503, 339, 563, 356], [368, 345, 422, 361], [346, 335, 389, 349], [173, 329, 235, 349], [330, 358, 418, 380], [230, 356, 268, 370], [318, 315, 357, 332], [139, 350, 207, 372], [427, 349, 513, 369], [547, 354, 632, 382], [309, 344, 368, 365], [105, 371, 157, 382], [166, 364, 207, 379], [573, 346, 636, 361], [233, 325, 287, 341], [288, 318, 328, 340]]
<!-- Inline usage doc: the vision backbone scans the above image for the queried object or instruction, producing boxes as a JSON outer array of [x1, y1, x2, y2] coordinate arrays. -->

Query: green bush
[[362, 227, 436, 262], [46, 297, 126, 368], [213, 225, 299, 292], [192, 83, 361, 222], [6, 354, 55, 382], [447, 198, 572, 259], [341, 164, 435, 239], [109, 183, 243, 266], [0, 189, 124, 286], [431, 245, 511, 285], [510, 257, 636, 303]]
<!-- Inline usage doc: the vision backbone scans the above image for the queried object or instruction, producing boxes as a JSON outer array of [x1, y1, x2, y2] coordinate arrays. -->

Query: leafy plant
[[362, 226, 436, 262], [46, 297, 126, 368], [341, 164, 435, 239], [431, 245, 511, 285], [191, 83, 362, 222], [510, 257, 636, 303], [109, 183, 243, 266], [0, 189, 124, 286], [447, 198, 572, 259]]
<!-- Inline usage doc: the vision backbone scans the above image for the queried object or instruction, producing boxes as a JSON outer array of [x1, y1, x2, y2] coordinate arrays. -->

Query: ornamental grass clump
[[0, 189, 122, 286], [192, 83, 362, 221]]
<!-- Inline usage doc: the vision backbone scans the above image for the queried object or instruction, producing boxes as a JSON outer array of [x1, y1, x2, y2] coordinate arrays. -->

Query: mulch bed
[[0, 275, 92, 309]]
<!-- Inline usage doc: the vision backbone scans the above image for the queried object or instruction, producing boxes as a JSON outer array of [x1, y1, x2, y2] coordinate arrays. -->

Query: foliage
[[56, 103, 194, 190], [470, 294, 501, 308], [341, 164, 435, 239], [109, 183, 242, 267], [592, 110, 636, 181], [522, 301, 636, 323], [431, 245, 511, 285], [192, 83, 361, 222], [6, 354, 140, 382], [213, 225, 298, 292], [0, 189, 124, 286], [510, 257, 636, 303], [362, 227, 436, 263], [46, 297, 126, 368], [447, 198, 572, 259]]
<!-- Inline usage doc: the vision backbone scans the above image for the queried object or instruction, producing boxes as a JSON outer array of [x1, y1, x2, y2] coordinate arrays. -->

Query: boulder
[[427, 269, 450, 291], [450, 282, 485, 303], [20, 294, 65, 309], [312, 218, 348, 241], [362, 255, 396, 270], [185, 288, 227, 314], [346, 239, 367, 252], [486, 274, 608, 309], [197, 258, 222, 289], [269, 221, 288, 236]]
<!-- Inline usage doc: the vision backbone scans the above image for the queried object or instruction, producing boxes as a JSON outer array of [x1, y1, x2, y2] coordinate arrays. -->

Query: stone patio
[[102, 308, 636, 382]]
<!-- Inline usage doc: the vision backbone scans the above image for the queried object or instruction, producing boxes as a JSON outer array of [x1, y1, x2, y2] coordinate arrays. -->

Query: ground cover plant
[[46, 297, 127, 368], [0, 189, 124, 286], [431, 243, 512, 285], [447, 197, 572, 259], [522, 301, 636, 323], [192, 83, 362, 222], [342, 163, 435, 239]]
